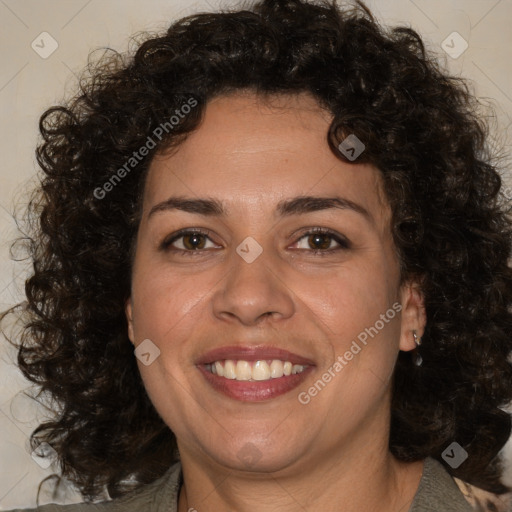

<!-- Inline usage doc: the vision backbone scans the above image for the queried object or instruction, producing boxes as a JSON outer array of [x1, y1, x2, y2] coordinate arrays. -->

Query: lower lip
[[198, 365, 314, 402]]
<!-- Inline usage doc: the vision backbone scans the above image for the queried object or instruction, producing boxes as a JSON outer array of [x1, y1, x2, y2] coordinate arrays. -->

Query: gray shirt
[[6, 457, 473, 511]]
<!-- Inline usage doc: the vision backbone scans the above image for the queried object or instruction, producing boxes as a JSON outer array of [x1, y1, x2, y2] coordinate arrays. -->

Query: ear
[[398, 278, 427, 352], [125, 297, 135, 345]]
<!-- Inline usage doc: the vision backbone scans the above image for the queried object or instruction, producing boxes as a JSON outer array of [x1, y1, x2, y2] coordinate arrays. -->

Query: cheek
[[293, 258, 402, 390], [130, 268, 206, 412], [130, 262, 214, 338], [298, 273, 401, 417], [296, 260, 400, 337]]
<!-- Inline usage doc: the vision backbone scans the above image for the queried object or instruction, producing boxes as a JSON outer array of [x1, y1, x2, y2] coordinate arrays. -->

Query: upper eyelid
[[162, 228, 217, 246]]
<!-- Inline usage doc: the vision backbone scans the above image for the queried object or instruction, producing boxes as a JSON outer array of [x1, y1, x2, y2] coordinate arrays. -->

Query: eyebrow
[[148, 195, 372, 221]]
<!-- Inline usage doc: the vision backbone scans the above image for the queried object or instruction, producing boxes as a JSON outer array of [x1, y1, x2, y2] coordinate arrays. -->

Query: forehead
[[143, 91, 390, 223]]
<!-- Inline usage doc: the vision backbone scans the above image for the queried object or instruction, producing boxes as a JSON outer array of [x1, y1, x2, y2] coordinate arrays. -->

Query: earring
[[412, 330, 422, 366]]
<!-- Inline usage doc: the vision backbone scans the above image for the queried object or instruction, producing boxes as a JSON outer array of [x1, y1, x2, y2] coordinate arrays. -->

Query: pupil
[[185, 234, 204, 250], [310, 234, 330, 250]]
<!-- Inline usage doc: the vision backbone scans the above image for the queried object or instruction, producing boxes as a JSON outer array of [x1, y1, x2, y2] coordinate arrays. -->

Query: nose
[[211, 243, 295, 326]]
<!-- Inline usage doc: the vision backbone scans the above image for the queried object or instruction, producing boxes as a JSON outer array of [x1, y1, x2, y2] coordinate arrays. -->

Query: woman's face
[[126, 91, 425, 474]]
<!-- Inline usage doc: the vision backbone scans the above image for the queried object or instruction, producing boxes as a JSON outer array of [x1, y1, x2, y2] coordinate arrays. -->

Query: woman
[[2, 0, 512, 510]]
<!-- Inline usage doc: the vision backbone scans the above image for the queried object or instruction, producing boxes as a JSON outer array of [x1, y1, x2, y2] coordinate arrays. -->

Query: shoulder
[[5, 505, 100, 512], [412, 457, 512, 512], [453, 477, 512, 512], [410, 457, 472, 512], [3, 462, 182, 512], [3, 501, 116, 512]]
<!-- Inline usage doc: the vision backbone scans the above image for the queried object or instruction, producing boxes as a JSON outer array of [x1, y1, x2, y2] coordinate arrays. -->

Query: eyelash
[[160, 227, 351, 257]]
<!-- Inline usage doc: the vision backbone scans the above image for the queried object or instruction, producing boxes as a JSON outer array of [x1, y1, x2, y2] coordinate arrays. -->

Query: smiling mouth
[[205, 359, 308, 381], [196, 345, 315, 401], [198, 359, 313, 402]]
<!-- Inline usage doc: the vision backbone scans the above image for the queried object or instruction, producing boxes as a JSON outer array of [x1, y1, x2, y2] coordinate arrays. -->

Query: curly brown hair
[[2, 0, 512, 503]]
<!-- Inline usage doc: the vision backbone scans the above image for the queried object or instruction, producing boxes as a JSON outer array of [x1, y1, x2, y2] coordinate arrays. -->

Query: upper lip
[[195, 345, 315, 366]]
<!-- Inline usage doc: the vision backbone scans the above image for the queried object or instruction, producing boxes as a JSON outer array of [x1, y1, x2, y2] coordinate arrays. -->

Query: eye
[[160, 229, 220, 254], [160, 227, 351, 256], [292, 228, 351, 254]]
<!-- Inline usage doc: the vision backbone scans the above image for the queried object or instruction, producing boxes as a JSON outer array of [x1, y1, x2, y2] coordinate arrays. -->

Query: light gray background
[[1, 0, 511, 508]]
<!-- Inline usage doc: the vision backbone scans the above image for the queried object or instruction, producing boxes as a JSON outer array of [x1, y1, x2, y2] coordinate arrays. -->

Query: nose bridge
[[211, 237, 295, 325]]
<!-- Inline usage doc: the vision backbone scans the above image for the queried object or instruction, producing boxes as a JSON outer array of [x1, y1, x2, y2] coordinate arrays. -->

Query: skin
[[126, 90, 427, 512]]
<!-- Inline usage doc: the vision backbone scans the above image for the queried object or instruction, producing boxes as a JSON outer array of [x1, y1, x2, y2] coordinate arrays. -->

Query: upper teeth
[[208, 360, 306, 381]]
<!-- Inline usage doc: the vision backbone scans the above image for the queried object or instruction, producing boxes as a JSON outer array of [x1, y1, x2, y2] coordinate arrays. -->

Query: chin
[[202, 435, 307, 474]]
